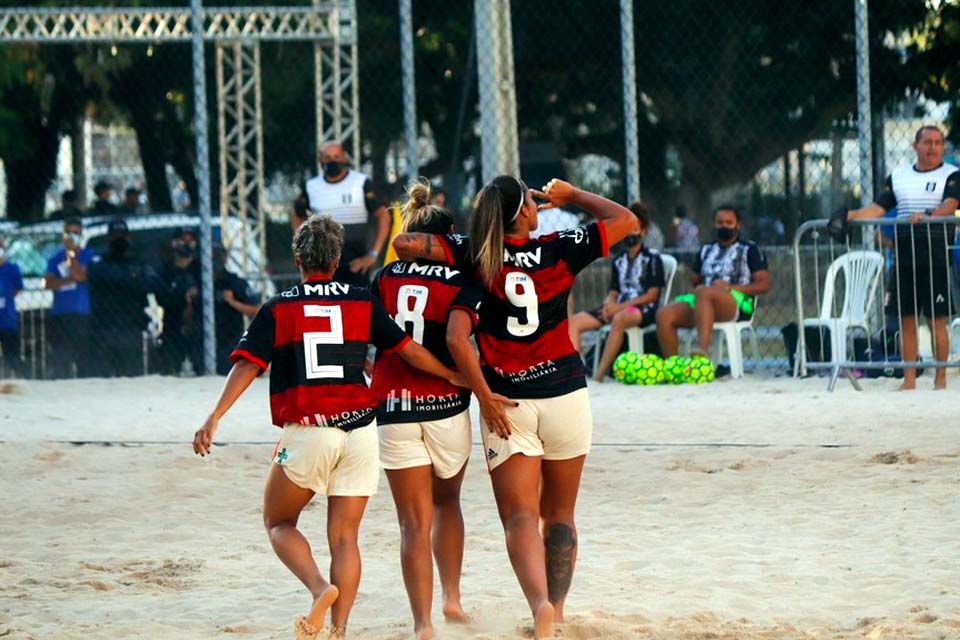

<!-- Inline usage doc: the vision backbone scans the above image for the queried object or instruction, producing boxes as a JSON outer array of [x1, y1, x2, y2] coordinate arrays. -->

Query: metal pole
[[191, 0, 216, 375], [474, 0, 519, 182], [619, 0, 640, 204], [854, 0, 873, 206], [399, 0, 418, 182]]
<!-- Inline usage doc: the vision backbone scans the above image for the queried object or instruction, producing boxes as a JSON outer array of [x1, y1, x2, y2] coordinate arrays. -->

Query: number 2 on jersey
[[504, 272, 539, 337], [395, 285, 429, 343], [302, 305, 344, 379]]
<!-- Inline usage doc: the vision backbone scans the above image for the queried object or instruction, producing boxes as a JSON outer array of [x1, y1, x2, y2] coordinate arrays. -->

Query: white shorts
[[379, 409, 471, 479], [273, 422, 379, 497], [479, 388, 593, 472]]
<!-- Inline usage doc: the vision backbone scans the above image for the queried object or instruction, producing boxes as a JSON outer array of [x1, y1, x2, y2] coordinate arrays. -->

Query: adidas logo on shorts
[[487, 448, 498, 460]]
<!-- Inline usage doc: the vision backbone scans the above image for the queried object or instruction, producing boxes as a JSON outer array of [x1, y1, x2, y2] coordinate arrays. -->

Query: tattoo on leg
[[545, 524, 576, 603]]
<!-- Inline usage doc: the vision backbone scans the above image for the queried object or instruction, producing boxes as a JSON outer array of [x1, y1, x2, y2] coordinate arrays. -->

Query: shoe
[[715, 364, 731, 378]]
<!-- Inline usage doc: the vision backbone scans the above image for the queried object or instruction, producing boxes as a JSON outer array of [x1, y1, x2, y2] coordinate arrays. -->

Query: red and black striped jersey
[[371, 260, 482, 424], [231, 277, 410, 430], [437, 223, 608, 398]]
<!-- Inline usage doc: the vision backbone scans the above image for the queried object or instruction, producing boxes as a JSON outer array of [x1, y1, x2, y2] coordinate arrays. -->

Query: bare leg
[[568, 311, 601, 353], [930, 316, 948, 389], [693, 287, 738, 354], [899, 314, 919, 390], [385, 465, 435, 639], [490, 454, 554, 639], [432, 463, 469, 623], [262, 464, 339, 636], [594, 308, 643, 382], [656, 302, 694, 357], [540, 455, 586, 624], [327, 494, 369, 636]]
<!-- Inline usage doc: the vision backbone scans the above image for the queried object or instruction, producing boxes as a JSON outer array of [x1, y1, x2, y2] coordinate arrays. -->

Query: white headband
[[507, 178, 524, 224]]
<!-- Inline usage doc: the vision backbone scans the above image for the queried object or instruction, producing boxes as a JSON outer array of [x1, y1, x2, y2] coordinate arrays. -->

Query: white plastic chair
[[592, 254, 678, 374], [800, 250, 884, 370], [681, 298, 761, 379]]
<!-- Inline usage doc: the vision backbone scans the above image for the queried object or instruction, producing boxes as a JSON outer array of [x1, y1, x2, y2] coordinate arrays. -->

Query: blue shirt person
[[0, 236, 24, 375], [42, 218, 95, 378]]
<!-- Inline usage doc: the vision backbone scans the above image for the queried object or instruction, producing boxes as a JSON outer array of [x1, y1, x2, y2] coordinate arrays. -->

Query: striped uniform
[[588, 246, 665, 326], [231, 277, 410, 430], [693, 240, 768, 319], [371, 260, 482, 424], [876, 163, 960, 316]]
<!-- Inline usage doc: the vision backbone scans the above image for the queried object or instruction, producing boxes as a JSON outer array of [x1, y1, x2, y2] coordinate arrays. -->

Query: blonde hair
[[469, 175, 525, 286], [400, 179, 454, 234], [293, 214, 343, 272]]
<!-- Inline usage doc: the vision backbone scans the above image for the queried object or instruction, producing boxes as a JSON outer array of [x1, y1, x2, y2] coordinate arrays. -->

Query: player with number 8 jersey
[[393, 177, 636, 639], [192, 214, 462, 638]]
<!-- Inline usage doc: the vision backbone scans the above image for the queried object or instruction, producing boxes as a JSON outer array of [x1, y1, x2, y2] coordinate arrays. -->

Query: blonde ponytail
[[469, 185, 505, 286], [400, 178, 455, 236]]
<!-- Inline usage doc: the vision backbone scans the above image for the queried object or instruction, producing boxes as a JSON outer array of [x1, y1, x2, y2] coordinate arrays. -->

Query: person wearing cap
[[156, 227, 203, 375], [44, 217, 96, 378], [302, 141, 390, 287], [211, 244, 260, 374], [87, 217, 158, 377], [89, 181, 120, 217]]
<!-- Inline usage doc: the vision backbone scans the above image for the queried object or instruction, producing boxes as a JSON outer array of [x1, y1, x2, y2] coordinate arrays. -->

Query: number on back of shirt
[[395, 285, 429, 343], [302, 305, 344, 379], [504, 272, 539, 337]]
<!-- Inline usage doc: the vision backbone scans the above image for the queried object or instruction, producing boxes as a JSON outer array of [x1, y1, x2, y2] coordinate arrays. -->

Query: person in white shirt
[[303, 141, 391, 287], [846, 125, 959, 390]]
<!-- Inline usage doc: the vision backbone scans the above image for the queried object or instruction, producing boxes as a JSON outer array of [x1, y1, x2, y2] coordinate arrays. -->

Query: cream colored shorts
[[479, 388, 593, 471], [273, 422, 379, 496], [379, 409, 471, 479]]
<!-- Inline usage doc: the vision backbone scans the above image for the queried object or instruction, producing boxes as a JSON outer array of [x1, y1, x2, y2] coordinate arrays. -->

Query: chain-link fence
[[1, 1, 958, 379]]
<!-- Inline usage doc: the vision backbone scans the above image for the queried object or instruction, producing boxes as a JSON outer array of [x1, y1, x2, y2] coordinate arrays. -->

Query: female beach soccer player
[[393, 177, 635, 638], [371, 181, 514, 640], [193, 215, 463, 639]]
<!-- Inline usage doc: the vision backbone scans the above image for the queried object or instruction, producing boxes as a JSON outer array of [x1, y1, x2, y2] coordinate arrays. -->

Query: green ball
[[664, 356, 690, 384], [637, 353, 666, 385], [612, 351, 643, 384], [684, 355, 715, 384]]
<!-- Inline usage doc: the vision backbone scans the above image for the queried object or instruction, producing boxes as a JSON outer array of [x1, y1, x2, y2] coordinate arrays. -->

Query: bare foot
[[327, 625, 346, 639], [898, 380, 916, 391], [442, 600, 470, 624], [591, 375, 605, 384], [414, 624, 435, 640], [293, 585, 339, 638], [533, 601, 555, 639], [934, 378, 947, 390]]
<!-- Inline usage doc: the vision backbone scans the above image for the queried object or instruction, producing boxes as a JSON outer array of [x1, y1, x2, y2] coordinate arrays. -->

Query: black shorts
[[890, 262, 951, 318], [588, 302, 657, 327]]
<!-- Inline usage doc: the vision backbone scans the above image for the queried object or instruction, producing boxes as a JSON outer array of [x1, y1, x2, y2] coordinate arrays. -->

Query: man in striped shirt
[[846, 125, 959, 389]]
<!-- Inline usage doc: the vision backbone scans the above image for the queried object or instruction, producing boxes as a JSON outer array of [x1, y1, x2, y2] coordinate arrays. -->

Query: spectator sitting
[[87, 217, 158, 377], [43, 217, 95, 378], [212, 244, 261, 374], [672, 204, 700, 258], [89, 180, 120, 217], [0, 234, 24, 377], [656, 205, 770, 361], [49, 189, 83, 221], [569, 202, 665, 381], [156, 227, 202, 375]]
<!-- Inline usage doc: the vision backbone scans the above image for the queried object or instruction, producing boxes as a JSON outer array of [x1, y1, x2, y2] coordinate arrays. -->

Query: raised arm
[[532, 179, 635, 246]]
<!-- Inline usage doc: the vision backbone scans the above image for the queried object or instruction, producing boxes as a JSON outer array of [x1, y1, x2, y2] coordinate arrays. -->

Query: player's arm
[[625, 287, 660, 308], [395, 340, 462, 387], [531, 179, 635, 246], [848, 175, 895, 220], [446, 309, 516, 438], [370, 205, 391, 256], [731, 270, 770, 297], [392, 232, 449, 263], [193, 359, 261, 456]]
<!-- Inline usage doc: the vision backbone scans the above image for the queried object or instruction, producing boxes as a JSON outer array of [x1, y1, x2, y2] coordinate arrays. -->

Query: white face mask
[[0, 247, 5, 260], [68, 232, 85, 249]]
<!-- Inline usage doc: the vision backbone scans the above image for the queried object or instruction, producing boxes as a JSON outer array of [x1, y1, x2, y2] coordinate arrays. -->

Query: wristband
[[367, 249, 379, 257]]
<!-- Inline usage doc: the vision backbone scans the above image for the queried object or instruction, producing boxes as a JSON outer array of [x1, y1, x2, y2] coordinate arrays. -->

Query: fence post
[[191, 0, 217, 375], [854, 0, 873, 207], [619, 0, 640, 204], [400, 0, 419, 183], [474, 0, 519, 182]]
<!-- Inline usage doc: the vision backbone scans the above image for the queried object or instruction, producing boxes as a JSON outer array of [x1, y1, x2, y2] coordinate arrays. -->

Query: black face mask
[[623, 234, 643, 247], [323, 161, 343, 177], [716, 227, 737, 242], [174, 243, 195, 259], [109, 237, 130, 256]]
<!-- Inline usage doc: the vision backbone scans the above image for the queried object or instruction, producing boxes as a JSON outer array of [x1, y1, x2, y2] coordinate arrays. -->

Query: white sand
[[1, 374, 958, 639]]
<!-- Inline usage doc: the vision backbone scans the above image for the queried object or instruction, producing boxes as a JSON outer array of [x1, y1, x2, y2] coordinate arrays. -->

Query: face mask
[[68, 232, 85, 248], [174, 241, 195, 258], [0, 248, 5, 260], [109, 237, 130, 256], [623, 234, 642, 247], [716, 227, 737, 242], [323, 161, 343, 177]]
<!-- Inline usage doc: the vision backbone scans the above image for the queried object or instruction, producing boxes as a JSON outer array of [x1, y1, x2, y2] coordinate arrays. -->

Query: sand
[[1, 373, 958, 639]]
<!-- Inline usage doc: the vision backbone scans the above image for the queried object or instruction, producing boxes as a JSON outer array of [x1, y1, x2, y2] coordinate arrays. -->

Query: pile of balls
[[611, 352, 715, 385]]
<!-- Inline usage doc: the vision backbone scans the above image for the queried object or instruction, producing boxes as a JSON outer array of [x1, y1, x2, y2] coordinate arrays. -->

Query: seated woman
[[655, 205, 770, 358], [569, 202, 665, 382]]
